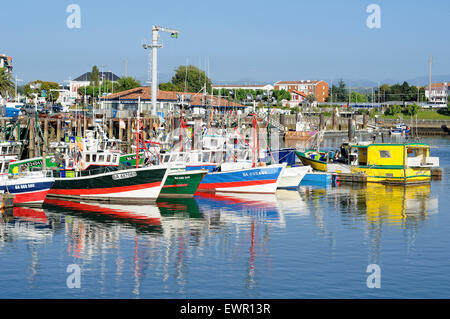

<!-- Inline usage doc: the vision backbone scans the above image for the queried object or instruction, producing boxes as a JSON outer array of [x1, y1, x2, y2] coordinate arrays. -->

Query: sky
[[1, 0, 449, 86]]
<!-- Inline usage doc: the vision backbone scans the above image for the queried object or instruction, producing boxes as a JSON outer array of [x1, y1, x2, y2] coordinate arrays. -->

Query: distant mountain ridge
[[134, 74, 450, 89], [212, 75, 450, 89]]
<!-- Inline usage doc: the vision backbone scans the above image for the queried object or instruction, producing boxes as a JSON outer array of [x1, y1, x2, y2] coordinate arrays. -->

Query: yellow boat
[[345, 142, 439, 184], [295, 150, 328, 172]]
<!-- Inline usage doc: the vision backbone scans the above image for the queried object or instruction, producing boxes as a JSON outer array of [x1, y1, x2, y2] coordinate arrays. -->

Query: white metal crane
[[143, 25, 179, 116]]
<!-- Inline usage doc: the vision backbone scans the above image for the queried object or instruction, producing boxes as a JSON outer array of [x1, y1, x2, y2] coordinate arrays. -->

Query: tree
[[90, 66, 99, 87], [405, 104, 420, 116], [350, 91, 367, 103], [272, 89, 291, 102], [115, 77, 141, 92], [384, 104, 402, 116], [306, 94, 316, 104], [329, 79, 348, 102], [376, 82, 423, 103], [170, 65, 212, 93], [0, 67, 14, 99], [159, 82, 180, 91], [24, 80, 60, 102]]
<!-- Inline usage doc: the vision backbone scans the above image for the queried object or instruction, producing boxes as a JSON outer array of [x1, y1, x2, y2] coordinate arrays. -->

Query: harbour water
[[0, 136, 449, 299]]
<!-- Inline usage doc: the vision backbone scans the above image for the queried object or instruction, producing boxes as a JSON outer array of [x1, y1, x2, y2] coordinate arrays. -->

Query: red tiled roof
[[101, 86, 245, 107], [425, 83, 448, 89], [292, 90, 307, 97]]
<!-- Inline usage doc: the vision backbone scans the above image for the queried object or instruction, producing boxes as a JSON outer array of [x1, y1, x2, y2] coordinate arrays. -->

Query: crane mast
[[143, 25, 179, 116]]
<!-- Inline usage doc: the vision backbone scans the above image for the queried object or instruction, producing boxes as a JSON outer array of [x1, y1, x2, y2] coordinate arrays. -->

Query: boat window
[[92, 154, 97, 162], [99, 155, 104, 162], [407, 149, 416, 157], [379, 150, 391, 158], [86, 154, 91, 162], [113, 155, 117, 163], [106, 155, 111, 162]]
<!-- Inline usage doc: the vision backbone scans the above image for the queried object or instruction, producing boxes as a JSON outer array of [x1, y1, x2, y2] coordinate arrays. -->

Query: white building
[[55, 85, 73, 107], [69, 71, 120, 100], [424, 82, 449, 106]]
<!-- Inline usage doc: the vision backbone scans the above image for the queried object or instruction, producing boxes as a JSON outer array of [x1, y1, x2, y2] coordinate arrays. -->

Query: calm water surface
[[1, 136, 449, 298]]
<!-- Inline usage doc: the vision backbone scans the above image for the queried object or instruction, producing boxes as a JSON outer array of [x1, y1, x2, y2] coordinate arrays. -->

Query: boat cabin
[[0, 142, 22, 158], [346, 143, 439, 168], [0, 156, 15, 175]]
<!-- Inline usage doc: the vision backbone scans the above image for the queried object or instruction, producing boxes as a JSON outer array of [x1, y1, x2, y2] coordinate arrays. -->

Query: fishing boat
[[159, 169, 207, 198], [196, 163, 286, 194], [295, 149, 329, 172], [45, 96, 172, 203], [346, 142, 439, 184], [0, 156, 54, 206], [390, 123, 410, 136], [0, 141, 22, 158], [277, 165, 311, 188], [46, 164, 169, 204], [220, 152, 311, 188]]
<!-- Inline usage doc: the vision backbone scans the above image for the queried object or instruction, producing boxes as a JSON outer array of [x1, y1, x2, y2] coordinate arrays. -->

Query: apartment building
[[274, 80, 329, 102]]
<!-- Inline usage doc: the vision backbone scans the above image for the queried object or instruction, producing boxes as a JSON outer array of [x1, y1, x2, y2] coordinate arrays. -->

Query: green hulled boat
[[159, 169, 207, 198]]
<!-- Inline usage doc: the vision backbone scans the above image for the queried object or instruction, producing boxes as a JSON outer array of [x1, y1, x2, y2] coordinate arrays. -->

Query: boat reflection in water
[[193, 192, 283, 291], [0, 206, 62, 242], [362, 184, 438, 225], [0, 206, 65, 287], [157, 197, 202, 219], [299, 181, 437, 227], [275, 189, 309, 217], [44, 199, 162, 228], [194, 192, 284, 227]]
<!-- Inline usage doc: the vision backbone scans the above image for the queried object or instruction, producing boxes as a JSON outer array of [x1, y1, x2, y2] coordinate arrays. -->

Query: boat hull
[[295, 151, 327, 172], [0, 177, 54, 205], [196, 164, 285, 194], [46, 166, 168, 203], [351, 166, 431, 184], [159, 170, 207, 198], [278, 166, 311, 188]]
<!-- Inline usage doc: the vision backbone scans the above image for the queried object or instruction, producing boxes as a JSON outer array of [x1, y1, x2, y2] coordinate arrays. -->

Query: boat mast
[[136, 96, 141, 169]]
